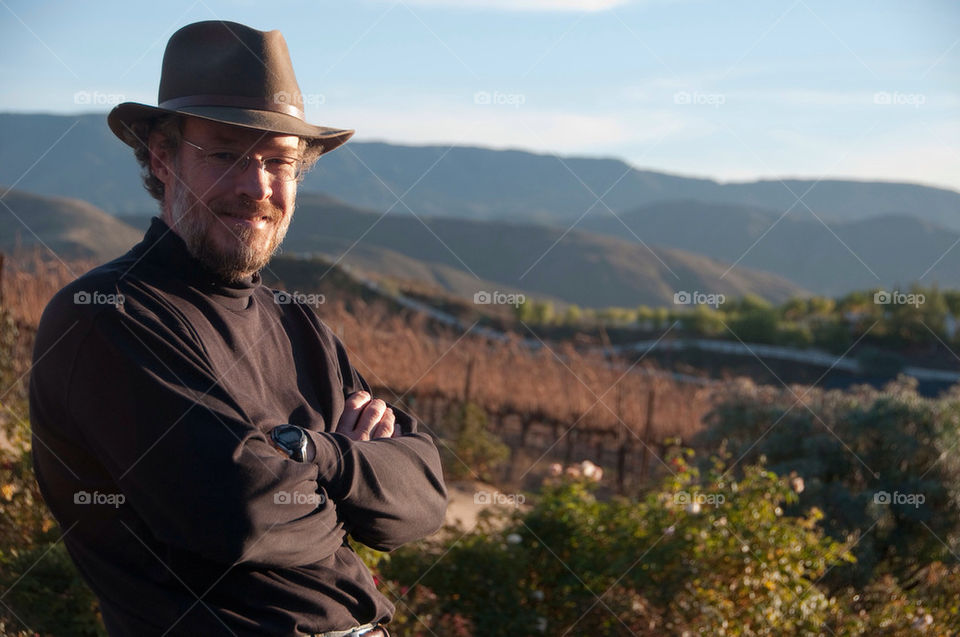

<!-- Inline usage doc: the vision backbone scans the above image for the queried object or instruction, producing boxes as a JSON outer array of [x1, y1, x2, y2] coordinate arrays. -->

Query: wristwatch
[[270, 424, 309, 462]]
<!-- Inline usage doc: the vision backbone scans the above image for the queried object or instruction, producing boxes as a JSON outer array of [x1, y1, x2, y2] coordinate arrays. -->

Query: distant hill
[[581, 200, 960, 296], [117, 192, 807, 307], [2, 113, 958, 230], [0, 187, 142, 262], [275, 194, 806, 308], [0, 114, 148, 215]]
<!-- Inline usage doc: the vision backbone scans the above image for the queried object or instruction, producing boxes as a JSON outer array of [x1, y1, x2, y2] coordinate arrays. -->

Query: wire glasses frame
[[181, 138, 304, 183]]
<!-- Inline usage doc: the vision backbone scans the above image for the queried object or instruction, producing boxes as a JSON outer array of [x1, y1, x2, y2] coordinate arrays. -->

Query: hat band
[[159, 94, 305, 120]]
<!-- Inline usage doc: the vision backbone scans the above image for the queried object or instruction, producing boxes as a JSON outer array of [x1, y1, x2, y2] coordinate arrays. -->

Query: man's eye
[[265, 157, 298, 167], [208, 151, 241, 163]]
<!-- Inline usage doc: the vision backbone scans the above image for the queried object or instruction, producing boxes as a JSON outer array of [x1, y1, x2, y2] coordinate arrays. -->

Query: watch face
[[274, 426, 303, 448], [272, 425, 307, 461]]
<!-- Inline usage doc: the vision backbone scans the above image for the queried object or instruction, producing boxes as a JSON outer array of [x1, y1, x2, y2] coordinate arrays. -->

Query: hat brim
[[108, 102, 354, 156]]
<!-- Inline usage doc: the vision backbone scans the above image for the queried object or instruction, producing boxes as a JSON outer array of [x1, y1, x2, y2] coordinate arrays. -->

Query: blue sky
[[1, 0, 958, 190]]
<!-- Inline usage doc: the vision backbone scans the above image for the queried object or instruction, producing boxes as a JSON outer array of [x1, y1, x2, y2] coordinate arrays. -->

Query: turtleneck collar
[[131, 216, 261, 311]]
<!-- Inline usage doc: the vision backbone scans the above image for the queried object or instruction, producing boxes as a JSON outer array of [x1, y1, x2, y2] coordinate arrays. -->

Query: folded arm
[[305, 390, 448, 551]]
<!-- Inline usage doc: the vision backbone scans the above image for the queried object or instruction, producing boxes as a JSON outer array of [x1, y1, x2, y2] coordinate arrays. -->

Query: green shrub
[[440, 402, 509, 482], [700, 378, 960, 588], [0, 541, 105, 636], [381, 449, 858, 636]]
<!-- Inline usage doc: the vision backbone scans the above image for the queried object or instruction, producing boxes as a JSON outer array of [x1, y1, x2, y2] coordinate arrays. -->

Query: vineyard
[[321, 299, 715, 490]]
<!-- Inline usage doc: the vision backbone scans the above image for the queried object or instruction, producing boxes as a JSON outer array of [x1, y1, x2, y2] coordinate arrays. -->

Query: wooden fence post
[[463, 356, 475, 403], [615, 381, 629, 493], [638, 387, 656, 480]]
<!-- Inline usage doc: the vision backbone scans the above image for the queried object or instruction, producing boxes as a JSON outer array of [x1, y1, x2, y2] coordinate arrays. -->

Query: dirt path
[[443, 480, 529, 531]]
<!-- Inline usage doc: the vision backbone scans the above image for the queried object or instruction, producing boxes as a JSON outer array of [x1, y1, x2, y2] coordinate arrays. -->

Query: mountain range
[[1, 111, 958, 307], [579, 201, 960, 296], [2, 113, 959, 230]]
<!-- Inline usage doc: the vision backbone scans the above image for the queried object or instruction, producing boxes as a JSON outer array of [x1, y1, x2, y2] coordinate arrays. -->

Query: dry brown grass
[[318, 298, 715, 444], [1, 249, 97, 326]]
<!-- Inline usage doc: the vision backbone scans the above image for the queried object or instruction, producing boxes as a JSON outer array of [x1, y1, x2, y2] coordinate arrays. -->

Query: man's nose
[[234, 157, 273, 201]]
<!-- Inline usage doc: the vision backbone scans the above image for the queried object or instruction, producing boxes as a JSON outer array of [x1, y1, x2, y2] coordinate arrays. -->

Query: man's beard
[[168, 179, 292, 283]]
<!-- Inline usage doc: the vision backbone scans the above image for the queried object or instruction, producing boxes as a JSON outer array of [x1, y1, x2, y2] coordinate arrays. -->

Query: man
[[29, 21, 447, 637]]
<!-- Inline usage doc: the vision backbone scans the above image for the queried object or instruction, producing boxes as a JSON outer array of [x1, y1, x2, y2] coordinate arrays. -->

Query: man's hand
[[337, 391, 397, 441]]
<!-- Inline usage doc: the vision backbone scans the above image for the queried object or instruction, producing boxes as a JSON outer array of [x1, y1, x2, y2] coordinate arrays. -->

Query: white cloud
[[635, 121, 960, 192], [311, 101, 693, 155], [839, 130, 960, 191], [394, 0, 636, 11], [626, 84, 960, 109]]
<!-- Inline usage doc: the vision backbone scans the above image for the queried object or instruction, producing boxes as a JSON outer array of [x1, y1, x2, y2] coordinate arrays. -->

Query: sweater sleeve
[[309, 431, 448, 551], [65, 307, 347, 568], [290, 306, 448, 549]]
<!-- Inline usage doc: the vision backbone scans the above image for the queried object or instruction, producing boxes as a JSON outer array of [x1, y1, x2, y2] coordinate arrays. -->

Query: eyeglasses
[[181, 138, 304, 183]]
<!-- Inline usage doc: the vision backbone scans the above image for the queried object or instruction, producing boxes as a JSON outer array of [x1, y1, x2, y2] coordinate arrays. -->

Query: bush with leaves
[[440, 402, 510, 482], [381, 448, 861, 636], [699, 377, 960, 589], [827, 562, 960, 635], [0, 304, 105, 635]]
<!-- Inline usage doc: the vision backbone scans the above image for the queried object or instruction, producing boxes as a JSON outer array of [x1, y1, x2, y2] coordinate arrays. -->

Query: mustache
[[209, 199, 281, 221]]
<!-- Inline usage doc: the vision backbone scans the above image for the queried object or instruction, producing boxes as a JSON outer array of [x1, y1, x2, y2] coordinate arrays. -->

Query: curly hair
[[126, 115, 325, 204], [126, 115, 183, 203]]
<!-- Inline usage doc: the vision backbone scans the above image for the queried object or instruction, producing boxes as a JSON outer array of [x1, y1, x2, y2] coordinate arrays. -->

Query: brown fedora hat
[[108, 20, 354, 155]]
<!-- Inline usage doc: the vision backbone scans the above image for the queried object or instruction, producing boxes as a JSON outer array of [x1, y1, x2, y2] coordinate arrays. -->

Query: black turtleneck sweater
[[29, 217, 447, 636]]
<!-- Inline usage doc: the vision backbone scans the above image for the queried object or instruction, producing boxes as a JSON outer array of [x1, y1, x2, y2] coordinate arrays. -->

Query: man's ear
[[147, 131, 174, 186]]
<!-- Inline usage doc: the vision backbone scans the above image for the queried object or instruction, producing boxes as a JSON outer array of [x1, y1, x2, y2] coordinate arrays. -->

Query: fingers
[[354, 398, 387, 441], [370, 407, 395, 439], [337, 391, 397, 441], [337, 391, 372, 435]]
